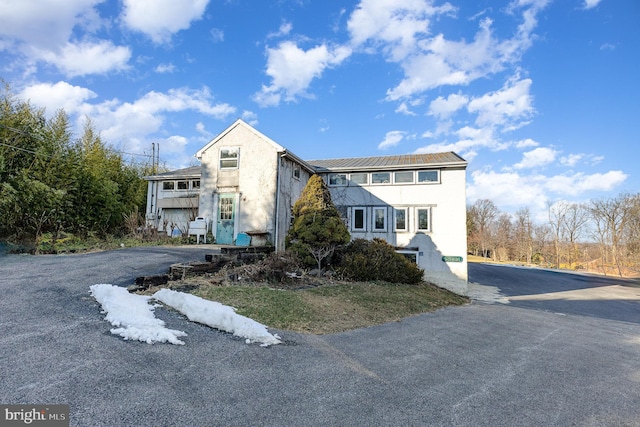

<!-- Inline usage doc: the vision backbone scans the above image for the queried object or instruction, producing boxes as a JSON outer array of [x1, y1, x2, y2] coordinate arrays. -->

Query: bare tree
[[548, 201, 570, 269], [589, 195, 632, 277], [563, 203, 589, 268], [514, 207, 533, 264], [492, 213, 514, 261], [469, 199, 498, 258]]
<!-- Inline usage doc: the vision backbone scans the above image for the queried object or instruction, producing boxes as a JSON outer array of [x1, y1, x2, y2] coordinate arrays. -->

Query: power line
[[0, 123, 153, 159]]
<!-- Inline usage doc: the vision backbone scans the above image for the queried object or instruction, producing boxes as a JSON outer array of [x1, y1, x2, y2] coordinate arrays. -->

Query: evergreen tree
[[286, 174, 350, 270]]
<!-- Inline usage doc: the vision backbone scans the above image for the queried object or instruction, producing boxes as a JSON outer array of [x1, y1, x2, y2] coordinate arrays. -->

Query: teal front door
[[216, 194, 235, 245]]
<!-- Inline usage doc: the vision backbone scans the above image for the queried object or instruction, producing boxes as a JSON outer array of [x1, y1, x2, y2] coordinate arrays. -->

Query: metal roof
[[307, 152, 466, 172], [144, 165, 201, 181]]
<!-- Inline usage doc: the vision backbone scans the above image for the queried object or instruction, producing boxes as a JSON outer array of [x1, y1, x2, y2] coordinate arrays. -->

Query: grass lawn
[[192, 281, 468, 335]]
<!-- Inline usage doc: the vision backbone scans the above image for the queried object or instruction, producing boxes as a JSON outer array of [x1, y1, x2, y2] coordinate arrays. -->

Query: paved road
[[2, 248, 640, 426], [469, 262, 640, 324]]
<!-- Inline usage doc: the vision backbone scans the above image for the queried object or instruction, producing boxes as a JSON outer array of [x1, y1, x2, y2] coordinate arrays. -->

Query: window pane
[[293, 166, 301, 179], [354, 209, 364, 229], [219, 198, 233, 220], [374, 208, 386, 230], [192, 180, 200, 189], [163, 181, 174, 190], [220, 148, 239, 169], [329, 174, 347, 186], [394, 171, 413, 183], [350, 173, 368, 185], [395, 209, 406, 231], [417, 209, 429, 230], [418, 170, 439, 183], [177, 181, 188, 190], [371, 172, 391, 184]]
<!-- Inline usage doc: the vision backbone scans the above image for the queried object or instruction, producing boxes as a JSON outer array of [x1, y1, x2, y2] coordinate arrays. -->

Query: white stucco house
[[145, 119, 468, 282]]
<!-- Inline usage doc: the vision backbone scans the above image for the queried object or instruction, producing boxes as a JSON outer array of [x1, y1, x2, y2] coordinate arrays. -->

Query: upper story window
[[350, 173, 368, 185], [162, 181, 174, 190], [394, 171, 414, 184], [329, 173, 348, 186], [417, 170, 439, 183], [293, 165, 301, 180], [192, 180, 200, 189], [177, 180, 188, 190], [220, 147, 239, 169], [371, 172, 391, 184]]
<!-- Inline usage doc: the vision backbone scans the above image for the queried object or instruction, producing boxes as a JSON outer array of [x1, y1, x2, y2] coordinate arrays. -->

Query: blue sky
[[1, 0, 637, 221]]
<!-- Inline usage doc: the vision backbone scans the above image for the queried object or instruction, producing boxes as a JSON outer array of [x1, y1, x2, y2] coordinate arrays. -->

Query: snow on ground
[[90, 284, 281, 347], [89, 284, 187, 345], [154, 289, 281, 346]]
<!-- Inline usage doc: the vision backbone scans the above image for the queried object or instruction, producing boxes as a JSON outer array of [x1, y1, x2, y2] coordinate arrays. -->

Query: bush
[[338, 238, 424, 284]]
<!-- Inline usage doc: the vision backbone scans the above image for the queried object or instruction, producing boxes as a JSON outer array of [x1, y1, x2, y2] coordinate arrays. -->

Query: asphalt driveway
[[1, 247, 640, 426]]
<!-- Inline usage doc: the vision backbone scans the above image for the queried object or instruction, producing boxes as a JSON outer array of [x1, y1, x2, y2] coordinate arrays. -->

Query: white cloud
[[467, 168, 628, 217], [268, 22, 293, 38], [378, 130, 406, 150], [546, 170, 628, 196], [253, 41, 352, 106], [467, 77, 534, 129], [120, 0, 210, 44], [348, 0, 456, 61], [560, 153, 583, 167], [395, 102, 416, 116], [19, 85, 236, 157], [241, 110, 258, 126], [515, 138, 539, 148], [428, 92, 469, 119], [35, 41, 131, 77], [155, 63, 176, 73], [583, 0, 602, 9], [210, 28, 224, 43], [513, 146, 557, 169], [0, 0, 103, 49], [19, 81, 97, 115], [0, 0, 131, 77]]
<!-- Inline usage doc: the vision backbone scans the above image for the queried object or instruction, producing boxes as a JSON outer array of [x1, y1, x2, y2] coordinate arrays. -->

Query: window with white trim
[[396, 250, 419, 264], [371, 172, 391, 184], [417, 170, 439, 183], [394, 171, 414, 184], [192, 180, 200, 189], [373, 207, 387, 231], [416, 208, 431, 232], [394, 208, 408, 232], [350, 172, 368, 185], [177, 180, 188, 190], [329, 173, 348, 186], [351, 207, 366, 231], [162, 181, 174, 190], [293, 165, 301, 180], [220, 147, 239, 169]]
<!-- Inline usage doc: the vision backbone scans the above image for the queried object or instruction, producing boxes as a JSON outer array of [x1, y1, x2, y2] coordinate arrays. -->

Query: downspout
[[275, 153, 282, 252]]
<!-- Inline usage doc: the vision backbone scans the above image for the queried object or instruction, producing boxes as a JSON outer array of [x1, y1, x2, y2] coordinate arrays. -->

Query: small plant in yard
[[337, 238, 425, 284]]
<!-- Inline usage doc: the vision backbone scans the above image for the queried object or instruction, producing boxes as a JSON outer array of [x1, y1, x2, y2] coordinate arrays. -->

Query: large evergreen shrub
[[338, 238, 424, 284], [286, 174, 350, 270]]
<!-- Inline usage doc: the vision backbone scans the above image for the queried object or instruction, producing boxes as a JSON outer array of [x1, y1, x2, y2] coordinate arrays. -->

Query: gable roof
[[307, 152, 467, 172], [195, 119, 285, 159]]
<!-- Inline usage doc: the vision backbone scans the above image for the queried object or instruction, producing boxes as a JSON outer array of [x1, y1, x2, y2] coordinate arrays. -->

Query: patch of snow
[[153, 288, 281, 347], [90, 284, 281, 347], [89, 284, 187, 345]]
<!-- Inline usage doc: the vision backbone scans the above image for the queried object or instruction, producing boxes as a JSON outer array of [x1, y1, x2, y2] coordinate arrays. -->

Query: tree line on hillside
[[467, 195, 640, 277], [0, 84, 150, 252]]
